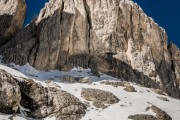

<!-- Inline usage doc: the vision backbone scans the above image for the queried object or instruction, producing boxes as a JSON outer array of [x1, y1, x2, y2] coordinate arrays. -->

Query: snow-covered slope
[[0, 60, 180, 120]]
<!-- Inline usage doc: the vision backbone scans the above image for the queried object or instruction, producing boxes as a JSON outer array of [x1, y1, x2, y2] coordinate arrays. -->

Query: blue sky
[[25, 0, 180, 48]]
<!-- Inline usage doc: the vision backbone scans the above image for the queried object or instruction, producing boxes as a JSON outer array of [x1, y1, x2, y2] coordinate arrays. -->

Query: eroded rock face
[[18, 79, 86, 119], [2, 0, 180, 98], [0, 0, 26, 46], [81, 88, 119, 108], [0, 70, 21, 114]]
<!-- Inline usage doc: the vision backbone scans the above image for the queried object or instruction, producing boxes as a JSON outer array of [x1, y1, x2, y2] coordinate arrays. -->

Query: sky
[[25, 0, 180, 48]]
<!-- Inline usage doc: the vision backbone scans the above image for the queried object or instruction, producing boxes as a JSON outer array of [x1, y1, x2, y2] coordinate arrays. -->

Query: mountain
[[0, 0, 179, 120]]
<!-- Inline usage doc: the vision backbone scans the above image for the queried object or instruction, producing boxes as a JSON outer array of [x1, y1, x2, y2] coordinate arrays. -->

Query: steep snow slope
[[0, 60, 180, 120]]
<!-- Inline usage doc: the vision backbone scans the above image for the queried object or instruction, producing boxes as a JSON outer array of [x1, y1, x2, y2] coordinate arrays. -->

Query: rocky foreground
[[0, 0, 179, 100], [0, 62, 180, 120]]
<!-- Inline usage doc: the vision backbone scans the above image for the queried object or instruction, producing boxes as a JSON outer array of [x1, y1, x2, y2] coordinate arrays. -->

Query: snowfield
[[0, 60, 180, 120]]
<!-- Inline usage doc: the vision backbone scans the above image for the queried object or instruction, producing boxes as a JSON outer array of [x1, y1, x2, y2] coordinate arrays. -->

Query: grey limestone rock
[[0, 0, 26, 46]]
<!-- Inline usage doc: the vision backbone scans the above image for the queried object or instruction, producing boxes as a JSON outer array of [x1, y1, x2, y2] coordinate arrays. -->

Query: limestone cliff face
[[2, 0, 180, 98], [0, 0, 26, 46]]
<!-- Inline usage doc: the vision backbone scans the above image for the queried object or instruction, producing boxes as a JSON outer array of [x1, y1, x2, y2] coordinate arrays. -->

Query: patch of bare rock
[[61, 75, 90, 83], [151, 105, 172, 120], [128, 114, 158, 120], [100, 80, 128, 87], [81, 88, 119, 108], [129, 105, 172, 120], [151, 88, 167, 96], [101, 81, 137, 92], [156, 96, 169, 102], [124, 85, 137, 92]]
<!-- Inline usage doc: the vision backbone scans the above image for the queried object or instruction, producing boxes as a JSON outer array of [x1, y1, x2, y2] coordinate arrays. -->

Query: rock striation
[[1, 0, 180, 98], [0, 0, 26, 46]]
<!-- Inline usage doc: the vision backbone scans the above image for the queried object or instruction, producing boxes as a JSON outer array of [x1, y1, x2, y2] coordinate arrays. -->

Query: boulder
[[61, 76, 90, 83], [151, 105, 172, 120], [81, 88, 119, 108], [18, 78, 86, 119], [124, 85, 137, 92], [129, 105, 172, 120]]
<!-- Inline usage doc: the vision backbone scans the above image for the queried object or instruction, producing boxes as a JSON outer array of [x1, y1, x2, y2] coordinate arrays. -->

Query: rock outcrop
[[129, 105, 172, 120], [0, 0, 26, 46], [1, 0, 180, 98], [81, 88, 119, 108], [18, 78, 86, 119], [150, 105, 172, 120], [61, 75, 90, 83], [0, 70, 86, 119], [0, 70, 21, 114]]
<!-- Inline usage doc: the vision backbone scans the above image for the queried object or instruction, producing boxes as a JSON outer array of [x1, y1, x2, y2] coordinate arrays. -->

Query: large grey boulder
[[0, 0, 26, 46], [18, 78, 86, 119], [2, 0, 180, 98], [0, 70, 21, 114]]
